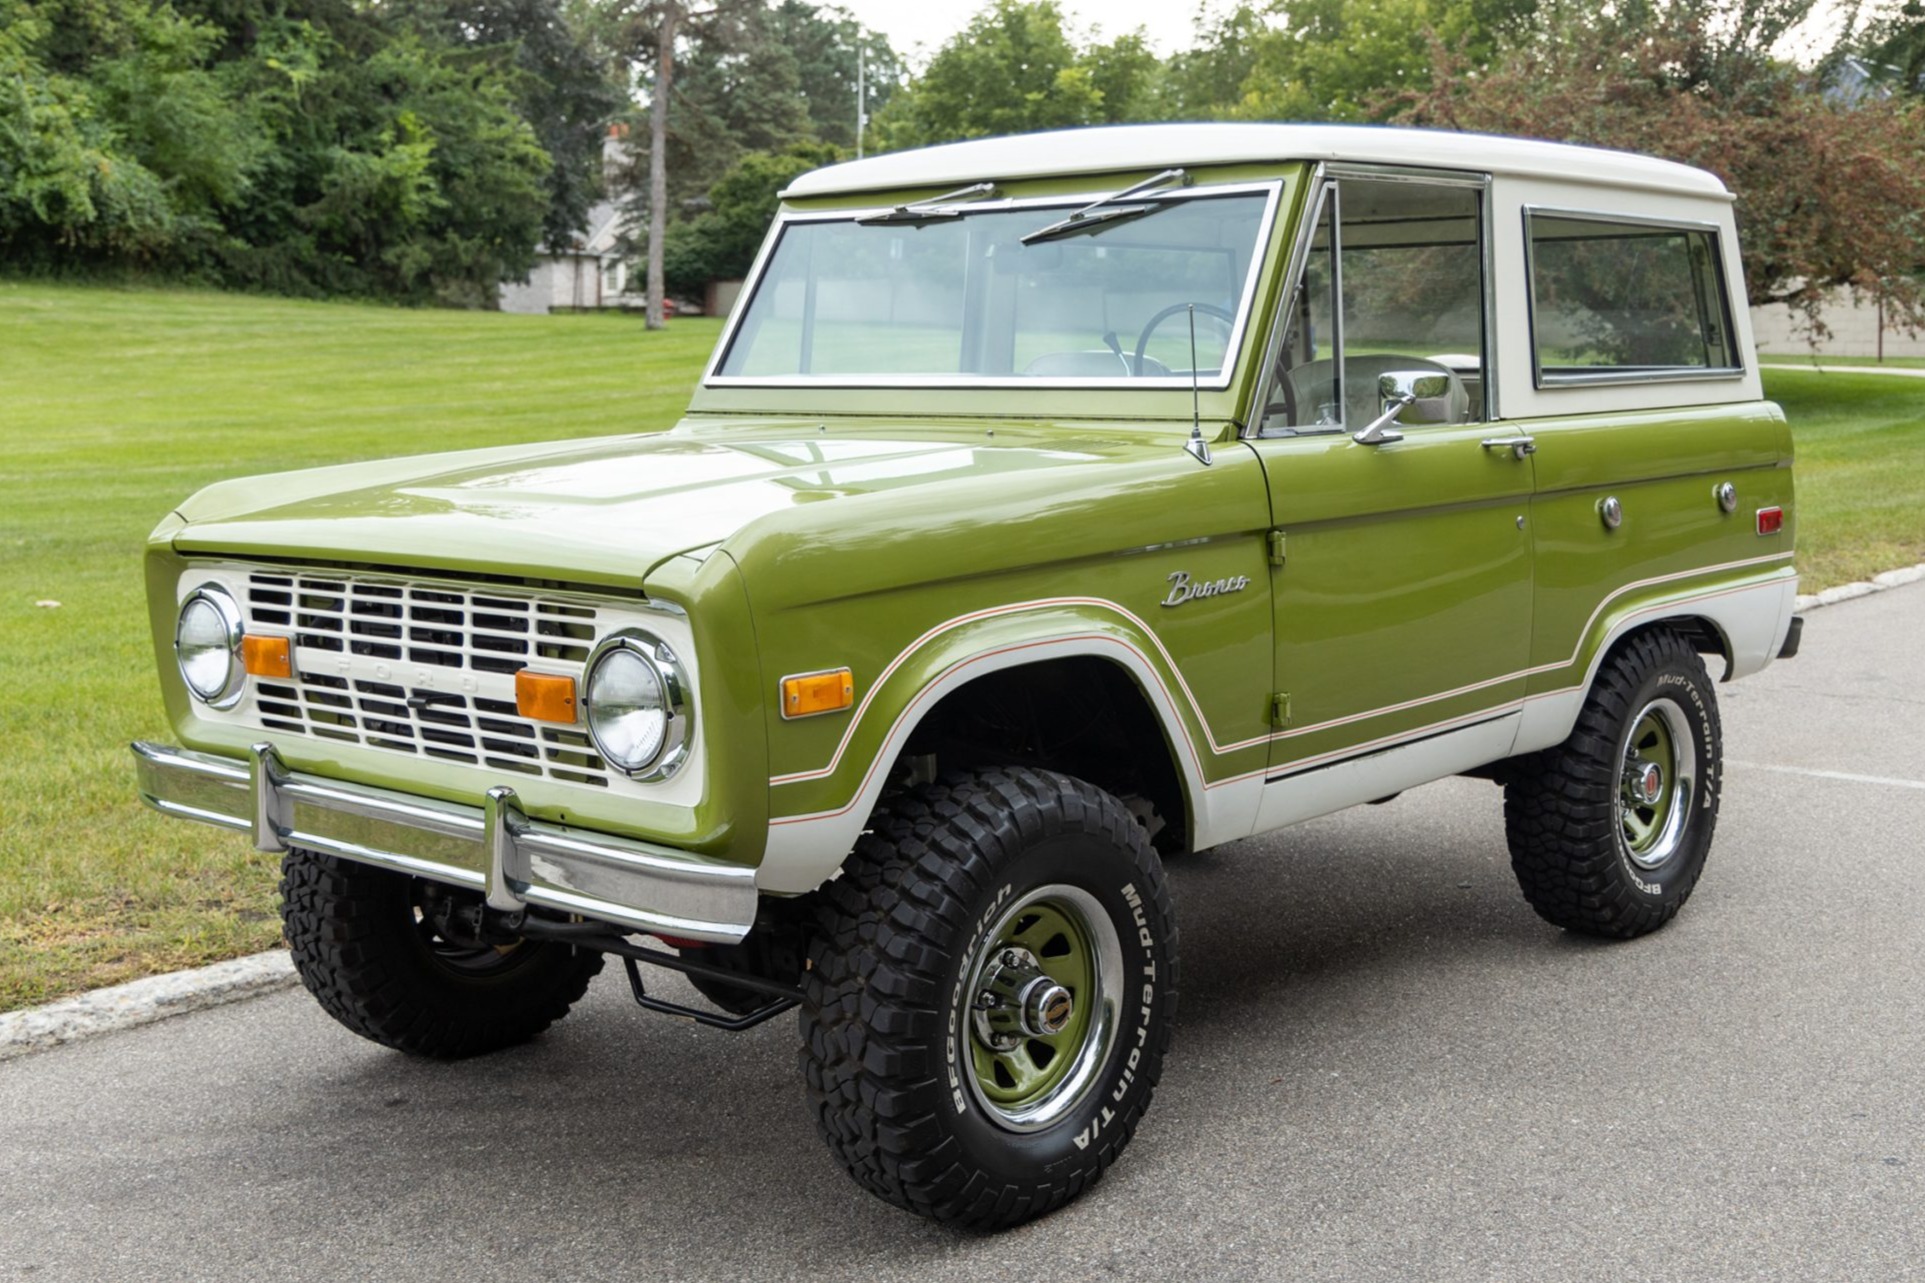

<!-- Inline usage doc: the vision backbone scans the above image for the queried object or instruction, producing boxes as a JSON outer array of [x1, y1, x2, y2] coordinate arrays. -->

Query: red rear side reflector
[[1757, 506, 1784, 535]]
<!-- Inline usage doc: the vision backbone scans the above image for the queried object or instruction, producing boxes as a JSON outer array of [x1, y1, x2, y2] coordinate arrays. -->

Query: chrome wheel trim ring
[[960, 884, 1125, 1134], [1618, 697, 1698, 871]]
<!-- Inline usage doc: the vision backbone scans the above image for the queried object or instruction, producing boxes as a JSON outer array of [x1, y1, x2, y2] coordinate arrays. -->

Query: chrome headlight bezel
[[174, 584, 246, 710], [583, 629, 692, 781]]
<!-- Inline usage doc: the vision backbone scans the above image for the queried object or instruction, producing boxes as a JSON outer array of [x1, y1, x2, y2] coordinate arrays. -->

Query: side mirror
[[1378, 370, 1454, 425]]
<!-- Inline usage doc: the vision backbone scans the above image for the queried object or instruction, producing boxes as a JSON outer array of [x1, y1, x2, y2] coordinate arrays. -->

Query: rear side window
[[1525, 211, 1740, 385]]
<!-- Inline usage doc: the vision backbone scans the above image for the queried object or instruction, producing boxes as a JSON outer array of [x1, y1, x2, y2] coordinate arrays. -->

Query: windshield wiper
[[1019, 168, 1194, 246], [855, 182, 1001, 227]]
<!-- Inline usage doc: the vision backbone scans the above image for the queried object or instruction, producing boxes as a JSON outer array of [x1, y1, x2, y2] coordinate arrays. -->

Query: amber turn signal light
[[516, 670, 578, 724], [241, 634, 292, 679], [781, 668, 854, 719]]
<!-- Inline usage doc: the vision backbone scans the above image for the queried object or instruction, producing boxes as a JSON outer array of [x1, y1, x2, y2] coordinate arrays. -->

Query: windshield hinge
[[1271, 693, 1292, 727], [1267, 530, 1287, 567]]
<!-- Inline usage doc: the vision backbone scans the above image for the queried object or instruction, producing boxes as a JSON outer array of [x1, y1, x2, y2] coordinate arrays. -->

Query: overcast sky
[[833, 0, 1856, 71]]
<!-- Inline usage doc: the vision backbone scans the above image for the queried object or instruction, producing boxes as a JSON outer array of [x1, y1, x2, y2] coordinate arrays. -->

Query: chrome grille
[[240, 569, 614, 788]]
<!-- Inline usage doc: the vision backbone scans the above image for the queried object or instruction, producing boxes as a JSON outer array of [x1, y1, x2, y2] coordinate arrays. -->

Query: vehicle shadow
[[248, 786, 1615, 1261]]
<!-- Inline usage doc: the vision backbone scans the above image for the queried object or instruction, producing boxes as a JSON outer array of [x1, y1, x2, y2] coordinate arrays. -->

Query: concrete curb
[[0, 950, 299, 1063], [1794, 563, 1925, 615]]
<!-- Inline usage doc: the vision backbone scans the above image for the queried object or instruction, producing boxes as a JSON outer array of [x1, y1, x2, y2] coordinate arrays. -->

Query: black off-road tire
[[800, 767, 1179, 1229], [1504, 628, 1723, 938], [280, 848, 603, 1058]]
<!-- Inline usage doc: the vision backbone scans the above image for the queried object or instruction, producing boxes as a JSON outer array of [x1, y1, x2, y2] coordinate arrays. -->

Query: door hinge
[[1271, 692, 1292, 726], [1267, 529, 1287, 567]]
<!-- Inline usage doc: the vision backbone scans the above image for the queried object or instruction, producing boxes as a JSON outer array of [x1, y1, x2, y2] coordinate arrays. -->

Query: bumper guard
[[132, 741, 757, 944]]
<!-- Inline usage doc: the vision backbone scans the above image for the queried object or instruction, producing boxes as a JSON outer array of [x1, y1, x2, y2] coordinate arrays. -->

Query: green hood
[[167, 417, 1233, 591]]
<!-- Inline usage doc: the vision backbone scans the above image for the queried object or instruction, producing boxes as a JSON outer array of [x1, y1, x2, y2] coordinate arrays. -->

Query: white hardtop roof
[[784, 123, 1731, 202]]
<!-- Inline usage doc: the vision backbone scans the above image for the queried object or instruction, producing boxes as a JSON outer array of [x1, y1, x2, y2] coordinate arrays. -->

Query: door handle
[[1481, 435, 1537, 460]]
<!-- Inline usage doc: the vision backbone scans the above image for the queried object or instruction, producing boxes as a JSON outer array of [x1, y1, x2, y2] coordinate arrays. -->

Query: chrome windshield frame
[[702, 180, 1284, 392]]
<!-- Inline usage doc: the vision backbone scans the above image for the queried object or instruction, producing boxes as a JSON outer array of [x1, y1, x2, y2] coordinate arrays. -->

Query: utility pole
[[856, 38, 866, 160]]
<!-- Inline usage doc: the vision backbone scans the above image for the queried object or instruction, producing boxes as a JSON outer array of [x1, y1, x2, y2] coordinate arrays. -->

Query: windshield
[[712, 186, 1276, 386]]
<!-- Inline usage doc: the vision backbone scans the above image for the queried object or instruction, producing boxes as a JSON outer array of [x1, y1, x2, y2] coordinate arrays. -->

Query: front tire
[[800, 768, 1178, 1228], [1504, 628, 1723, 938], [280, 848, 603, 1058]]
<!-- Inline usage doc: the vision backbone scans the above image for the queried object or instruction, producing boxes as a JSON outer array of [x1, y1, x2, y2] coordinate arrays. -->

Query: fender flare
[[756, 600, 1241, 893]]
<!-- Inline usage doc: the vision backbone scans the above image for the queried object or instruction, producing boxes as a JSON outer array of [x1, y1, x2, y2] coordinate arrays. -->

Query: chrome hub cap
[[961, 885, 1123, 1133], [1617, 698, 1698, 871], [972, 947, 1076, 1049], [1628, 761, 1664, 807]]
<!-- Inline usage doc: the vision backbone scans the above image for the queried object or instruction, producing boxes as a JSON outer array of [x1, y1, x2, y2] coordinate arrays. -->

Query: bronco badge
[[1161, 570, 1252, 607]]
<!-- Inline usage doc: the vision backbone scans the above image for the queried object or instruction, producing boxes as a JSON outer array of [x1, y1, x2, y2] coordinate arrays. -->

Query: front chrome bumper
[[132, 741, 757, 944]]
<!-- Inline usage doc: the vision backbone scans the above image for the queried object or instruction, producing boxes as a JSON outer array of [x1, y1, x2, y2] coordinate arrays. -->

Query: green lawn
[[1759, 354, 1925, 370], [0, 283, 722, 1010], [1763, 368, 1925, 588], [1, 282, 1921, 1011]]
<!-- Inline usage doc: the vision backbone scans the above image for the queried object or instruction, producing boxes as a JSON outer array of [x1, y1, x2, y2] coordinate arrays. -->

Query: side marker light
[[781, 668, 855, 719]]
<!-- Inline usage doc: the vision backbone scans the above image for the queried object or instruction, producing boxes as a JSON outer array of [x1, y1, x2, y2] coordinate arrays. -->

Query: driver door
[[1247, 172, 1535, 826]]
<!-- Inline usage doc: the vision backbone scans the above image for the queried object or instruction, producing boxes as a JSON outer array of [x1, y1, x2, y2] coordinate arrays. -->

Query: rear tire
[[1504, 628, 1723, 938], [800, 767, 1178, 1229], [280, 848, 603, 1058]]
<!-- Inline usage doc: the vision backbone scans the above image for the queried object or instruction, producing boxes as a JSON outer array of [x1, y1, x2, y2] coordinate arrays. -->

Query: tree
[[1222, 0, 1534, 123], [600, 0, 761, 328], [392, 0, 627, 252], [0, 0, 559, 301], [1155, 4, 1270, 119], [870, 0, 1161, 149], [766, 1, 904, 149], [1859, 0, 1925, 95], [1396, 0, 1925, 335], [660, 140, 841, 295]]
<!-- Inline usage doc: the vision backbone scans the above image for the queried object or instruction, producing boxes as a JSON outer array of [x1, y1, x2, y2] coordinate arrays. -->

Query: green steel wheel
[[800, 767, 1178, 1229], [963, 886, 1123, 1131], [1504, 627, 1723, 939], [1617, 698, 1698, 870]]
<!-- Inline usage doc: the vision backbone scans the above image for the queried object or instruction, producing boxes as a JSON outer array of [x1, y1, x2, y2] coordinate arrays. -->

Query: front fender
[[755, 596, 1268, 894]]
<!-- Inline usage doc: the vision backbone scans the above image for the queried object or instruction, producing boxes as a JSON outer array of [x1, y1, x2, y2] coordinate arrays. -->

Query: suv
[[133, 124, 1800, 1228]]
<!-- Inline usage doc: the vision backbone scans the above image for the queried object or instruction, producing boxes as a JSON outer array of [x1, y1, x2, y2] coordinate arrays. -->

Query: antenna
[[1184, 304, 1211, 466]]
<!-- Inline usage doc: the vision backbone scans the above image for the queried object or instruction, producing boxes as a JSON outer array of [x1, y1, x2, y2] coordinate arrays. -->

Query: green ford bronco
[[134, 124, 1800, 1228]]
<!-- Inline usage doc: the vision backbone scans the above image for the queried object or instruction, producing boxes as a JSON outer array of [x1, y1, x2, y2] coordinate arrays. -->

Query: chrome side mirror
[[1352, 370, 1453, 446], [1381, 370, 1454, 424]]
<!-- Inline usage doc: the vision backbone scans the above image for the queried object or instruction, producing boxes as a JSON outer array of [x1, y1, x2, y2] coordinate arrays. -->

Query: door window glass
[[1266, 177, 1488, 432]]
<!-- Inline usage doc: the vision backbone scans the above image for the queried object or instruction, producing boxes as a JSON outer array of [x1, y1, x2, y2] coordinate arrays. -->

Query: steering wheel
[[1132, 302, 1236, 376]]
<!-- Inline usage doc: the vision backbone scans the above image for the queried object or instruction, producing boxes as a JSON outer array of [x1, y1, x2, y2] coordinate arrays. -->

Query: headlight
[[584, 631, 690, 780], [175, 585, 245, 709]]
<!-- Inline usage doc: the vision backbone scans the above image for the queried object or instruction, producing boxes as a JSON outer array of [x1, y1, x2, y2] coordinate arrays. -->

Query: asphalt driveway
[[3, 585, 1921, 1282]]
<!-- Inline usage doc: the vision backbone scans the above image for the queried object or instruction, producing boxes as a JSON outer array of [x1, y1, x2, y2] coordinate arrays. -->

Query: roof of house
[[535, 199, 626, 259], [783, 123, 1730, 202]]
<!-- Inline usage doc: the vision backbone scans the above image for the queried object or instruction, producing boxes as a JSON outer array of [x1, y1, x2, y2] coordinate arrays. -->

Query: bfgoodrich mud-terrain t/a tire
[[801, 768, 1178, 1228], [1504, 627, 1724, 938], [280, 848, 603, 1058]]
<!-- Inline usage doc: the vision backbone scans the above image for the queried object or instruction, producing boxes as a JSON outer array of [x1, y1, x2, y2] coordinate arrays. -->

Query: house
[[499, 199, 641, 314], [499, 127, 645, 315]]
